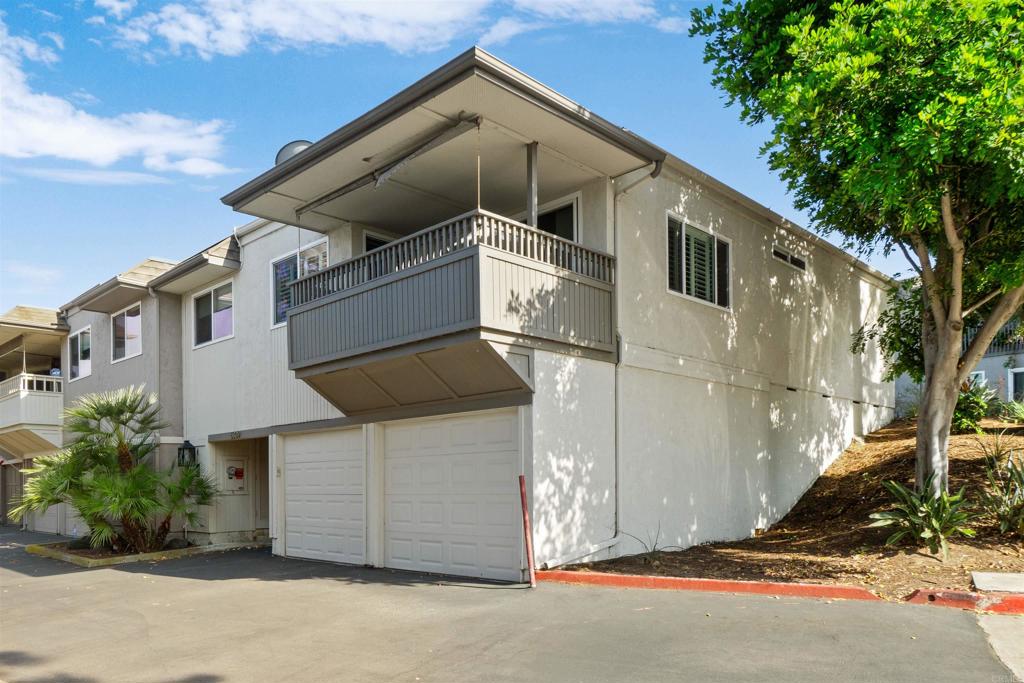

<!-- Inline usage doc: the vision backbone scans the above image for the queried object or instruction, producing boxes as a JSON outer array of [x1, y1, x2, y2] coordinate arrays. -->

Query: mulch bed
[[568, 420, 1024, 600]]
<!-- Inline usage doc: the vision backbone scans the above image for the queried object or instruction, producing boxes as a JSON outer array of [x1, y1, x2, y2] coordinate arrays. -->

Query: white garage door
[[284, 428, 365, 564], [384, 409, 522, 582]]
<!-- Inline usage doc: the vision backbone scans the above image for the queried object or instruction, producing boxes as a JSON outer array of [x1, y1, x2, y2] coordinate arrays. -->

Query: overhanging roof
[[150, 235, 241, 295], [62, 258, 177, 313], [221, 47, 666, 230]]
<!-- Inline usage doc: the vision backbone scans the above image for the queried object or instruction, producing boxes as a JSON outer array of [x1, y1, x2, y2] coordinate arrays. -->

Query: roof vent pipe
[[275, 140, 313, 165]]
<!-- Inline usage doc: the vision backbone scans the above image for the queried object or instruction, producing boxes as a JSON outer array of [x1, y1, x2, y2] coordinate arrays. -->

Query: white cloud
[[654, 16, 691, 34], [68, 88, 100, 106], [2, 261, 63, 290], [512, 0, 656, 23], [95, 0, 137, 21], [0, 18, 235, 177], [85, 15, 107, 26], [16, 167, 172, 185], [113, 0, 492, 58], [41, 31, 63, 50], [479, 17, 547, 47]]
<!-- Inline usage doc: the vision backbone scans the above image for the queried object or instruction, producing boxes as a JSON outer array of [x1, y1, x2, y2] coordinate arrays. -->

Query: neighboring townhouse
[[170, 47, 896, 581], [965, 321, 1024, 401], [60, 257, 184, 477], [0, 306, 67, 531]]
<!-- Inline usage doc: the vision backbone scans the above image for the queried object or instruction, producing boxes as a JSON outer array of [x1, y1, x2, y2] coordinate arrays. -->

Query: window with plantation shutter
[[271, 239, 328, 325], [667, 217, 730, 309]]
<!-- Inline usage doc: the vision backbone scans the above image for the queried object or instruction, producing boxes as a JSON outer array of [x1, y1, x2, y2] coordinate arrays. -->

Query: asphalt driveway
[[1, 527, 1020, 683]]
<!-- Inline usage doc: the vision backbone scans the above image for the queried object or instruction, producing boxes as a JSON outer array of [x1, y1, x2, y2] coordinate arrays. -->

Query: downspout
[[539, 160, 662, 569]]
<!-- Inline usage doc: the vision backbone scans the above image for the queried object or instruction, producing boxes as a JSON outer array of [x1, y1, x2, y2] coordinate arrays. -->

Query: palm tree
[[12, 386, 216, 553]]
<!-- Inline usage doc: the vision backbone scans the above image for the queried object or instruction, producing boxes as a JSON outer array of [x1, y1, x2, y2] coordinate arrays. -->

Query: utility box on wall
[[223, 457, 247, 494]]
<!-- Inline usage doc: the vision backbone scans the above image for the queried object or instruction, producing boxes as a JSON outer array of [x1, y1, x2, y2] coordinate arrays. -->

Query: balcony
[[0, 373, 63, 460], [287, 209, 615, 414]]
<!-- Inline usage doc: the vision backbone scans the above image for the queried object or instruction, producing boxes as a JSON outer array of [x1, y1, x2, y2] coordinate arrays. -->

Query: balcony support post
[[526, 141, 539, 227]]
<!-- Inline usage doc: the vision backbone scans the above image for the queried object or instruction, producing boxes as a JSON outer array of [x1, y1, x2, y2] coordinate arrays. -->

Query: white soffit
[[236, 73, 648, 231]]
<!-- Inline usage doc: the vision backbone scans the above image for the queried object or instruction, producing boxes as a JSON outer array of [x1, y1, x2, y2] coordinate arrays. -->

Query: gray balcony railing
[[963, 321, 1024, 356], [290, 209, 615, 308]]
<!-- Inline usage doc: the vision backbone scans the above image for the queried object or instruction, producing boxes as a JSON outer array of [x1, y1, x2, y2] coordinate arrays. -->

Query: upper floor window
[[772, 244, 807, 271], [69, 327, 91, 380], [111, 302, 142, 362], [668, 216, 730, 309], [272, 240, 328, 325], [194, 281, 233, 347], [364, 233, 392, 253]]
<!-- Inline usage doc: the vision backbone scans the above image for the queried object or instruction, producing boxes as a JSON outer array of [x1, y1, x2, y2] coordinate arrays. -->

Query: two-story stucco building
[[142, 48, 894, 580], [10, 50, 895, 580]]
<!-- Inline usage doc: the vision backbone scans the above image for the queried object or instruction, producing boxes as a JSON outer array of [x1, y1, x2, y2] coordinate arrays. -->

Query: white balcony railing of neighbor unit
[[0, 373, 63, 400], [290, 209, 615, 307]]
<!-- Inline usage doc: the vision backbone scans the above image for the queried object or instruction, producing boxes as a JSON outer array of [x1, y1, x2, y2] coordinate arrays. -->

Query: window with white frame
[[668, 217, 730, 308], [364, 233, 392, 253], [69, 327, 91, 380], [968, 370, 986, 386], [271, 240, 328, 325], [111, 302, 142, 362], [771, 245, 807, 271], [194, 282, 233, 346]]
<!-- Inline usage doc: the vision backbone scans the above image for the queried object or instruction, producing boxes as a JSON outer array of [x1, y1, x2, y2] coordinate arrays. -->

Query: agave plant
[[12, 386, 216, 553], [868, 474, 975, 559], [977, 434, 1024, 537]]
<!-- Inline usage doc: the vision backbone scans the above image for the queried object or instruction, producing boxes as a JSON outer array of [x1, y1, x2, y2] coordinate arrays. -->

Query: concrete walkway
[[0, 527, 1020, 683]]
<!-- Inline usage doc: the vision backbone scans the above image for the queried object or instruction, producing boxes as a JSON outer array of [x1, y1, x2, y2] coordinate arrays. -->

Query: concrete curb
[[904, 589, 1024, 614], [537, 570, 882, 602], [539, 571, 1024, 614], [25, 541, 269, 568]]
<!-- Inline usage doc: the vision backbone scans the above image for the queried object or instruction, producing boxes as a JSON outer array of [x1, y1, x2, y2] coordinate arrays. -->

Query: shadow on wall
[[584, 175, 892, 557]]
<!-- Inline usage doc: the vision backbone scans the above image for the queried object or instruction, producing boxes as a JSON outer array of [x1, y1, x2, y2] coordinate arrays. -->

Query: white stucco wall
[[529, 350, 616, 567], [554, 167, 896, 561]]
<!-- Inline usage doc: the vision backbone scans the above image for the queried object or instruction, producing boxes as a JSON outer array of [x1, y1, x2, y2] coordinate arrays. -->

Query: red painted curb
[[537, 570, 882, 602], [904, 589, 1024, 614]]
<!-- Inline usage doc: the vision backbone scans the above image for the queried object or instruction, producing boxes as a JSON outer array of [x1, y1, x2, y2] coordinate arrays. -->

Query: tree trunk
[[117, 441, 133, 473], [915, 315, 962, 495], [153, 515, 172, 551]]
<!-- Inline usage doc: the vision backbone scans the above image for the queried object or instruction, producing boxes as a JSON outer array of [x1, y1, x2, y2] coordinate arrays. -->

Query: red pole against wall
[[519, 474, 536, 587]]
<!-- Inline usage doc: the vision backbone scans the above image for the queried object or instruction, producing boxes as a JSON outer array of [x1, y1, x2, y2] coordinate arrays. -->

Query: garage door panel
[[284, 429, 365, 565], [384, 409, 522, 581]]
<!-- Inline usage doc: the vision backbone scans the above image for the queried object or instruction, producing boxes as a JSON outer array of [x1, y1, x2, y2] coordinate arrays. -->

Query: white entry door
[[283, 428, 365, 564], [383, 409, 523, 581]]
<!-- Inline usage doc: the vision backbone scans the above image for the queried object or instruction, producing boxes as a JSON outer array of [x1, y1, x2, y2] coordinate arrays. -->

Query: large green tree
[[692, 0, 1024, 493]]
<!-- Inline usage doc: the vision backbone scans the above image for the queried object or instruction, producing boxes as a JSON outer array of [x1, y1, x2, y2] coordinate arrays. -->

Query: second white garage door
[[384, 409, 522, 582], [284, 428, 365, 564]]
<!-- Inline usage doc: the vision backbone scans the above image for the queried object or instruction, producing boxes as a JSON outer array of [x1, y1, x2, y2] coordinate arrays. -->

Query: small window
[[537, 202, 575, 241], [772, 245, 806, 271], [364, 234, 392, 253], [111, 303, 142, 362], [271, 240, 328, 325], [668, 217, 730, 308], [968, 371, 986, 386], [69, 328, 91, 380], [195, 282, 233, 346]]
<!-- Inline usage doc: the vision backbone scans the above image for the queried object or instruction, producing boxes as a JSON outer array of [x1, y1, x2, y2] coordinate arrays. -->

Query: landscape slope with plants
[[570, 418, 1024, 600]]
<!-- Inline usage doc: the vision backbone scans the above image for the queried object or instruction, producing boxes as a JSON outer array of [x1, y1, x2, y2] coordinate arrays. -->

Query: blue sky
[[0, 0, 908, 312]]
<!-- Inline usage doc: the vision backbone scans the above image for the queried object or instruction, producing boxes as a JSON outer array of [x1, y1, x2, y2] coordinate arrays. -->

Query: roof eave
[[221, 46, 666, 211]]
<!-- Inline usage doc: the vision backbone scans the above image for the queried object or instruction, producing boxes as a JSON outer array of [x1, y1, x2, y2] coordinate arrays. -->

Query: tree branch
[[940, 192, 965, 327], [963, 289, 1001, 318], [909, 232, 947, 328], [897, 239, 923, 277], [958, 284, 1024, 385]]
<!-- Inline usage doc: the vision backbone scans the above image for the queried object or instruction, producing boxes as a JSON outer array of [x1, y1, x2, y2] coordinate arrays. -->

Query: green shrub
[[978, 435, 1024, 537], [997, 401, 1024, 424], [952, 378, 996, 434], [868, 475, 975, 559]]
